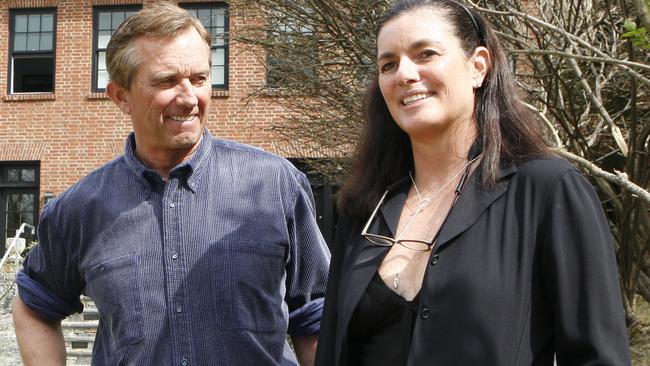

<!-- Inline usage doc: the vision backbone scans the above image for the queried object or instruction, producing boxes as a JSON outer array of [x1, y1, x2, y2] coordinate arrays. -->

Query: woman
[[315, 0, 631, 365]]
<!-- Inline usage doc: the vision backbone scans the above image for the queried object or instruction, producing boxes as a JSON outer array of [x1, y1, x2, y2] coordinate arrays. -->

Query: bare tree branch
[[556, 149, 650, 203]]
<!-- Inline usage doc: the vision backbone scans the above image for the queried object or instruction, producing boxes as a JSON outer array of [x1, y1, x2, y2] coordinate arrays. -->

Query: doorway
[[0, 163, 39, 256]]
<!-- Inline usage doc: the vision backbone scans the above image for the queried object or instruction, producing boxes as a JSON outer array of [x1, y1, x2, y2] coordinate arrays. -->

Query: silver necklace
[[393, 156, 481, 290], [408, 158, 476, 213]]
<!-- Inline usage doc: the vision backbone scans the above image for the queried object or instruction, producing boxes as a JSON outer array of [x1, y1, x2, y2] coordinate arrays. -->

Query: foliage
[[233, 0, 650, 323], [623, 20, 650, 49]]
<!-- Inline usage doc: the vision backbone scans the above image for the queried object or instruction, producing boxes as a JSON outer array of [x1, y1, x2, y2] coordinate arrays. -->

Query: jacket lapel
[[335, 184, 408, 357], [434, 164, 517, 250]]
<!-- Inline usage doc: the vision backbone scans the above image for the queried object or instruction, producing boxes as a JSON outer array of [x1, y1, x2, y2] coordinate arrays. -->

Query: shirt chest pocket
[[211, 241, 286, 333], [85, 255, 144, 348]]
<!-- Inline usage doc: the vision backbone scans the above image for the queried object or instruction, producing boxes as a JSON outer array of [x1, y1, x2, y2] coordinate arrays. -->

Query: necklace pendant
[[393, 272, 399, 289], [420, 197, 431, 208]]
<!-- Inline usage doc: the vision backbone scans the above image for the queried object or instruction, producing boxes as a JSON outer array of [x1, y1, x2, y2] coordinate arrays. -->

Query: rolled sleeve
[[16, 271, 82, 321], [19, 200, 84, 320], [284, 170, 330, 325], [288, 297, 324, 336]]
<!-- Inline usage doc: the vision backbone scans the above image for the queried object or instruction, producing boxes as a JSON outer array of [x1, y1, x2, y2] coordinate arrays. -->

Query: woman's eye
[[380, 62, 395, 73], [421, 49, 437, 58]]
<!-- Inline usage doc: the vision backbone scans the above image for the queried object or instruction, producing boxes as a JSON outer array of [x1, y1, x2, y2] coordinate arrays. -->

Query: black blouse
[[346, 272, 419, 366]]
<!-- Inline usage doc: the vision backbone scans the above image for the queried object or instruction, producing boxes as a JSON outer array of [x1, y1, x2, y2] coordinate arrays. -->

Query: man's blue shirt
[[18, 129, 331, 365]]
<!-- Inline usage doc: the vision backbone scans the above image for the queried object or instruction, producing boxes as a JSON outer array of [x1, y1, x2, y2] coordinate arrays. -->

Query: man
[[13, 3, 330, 365]]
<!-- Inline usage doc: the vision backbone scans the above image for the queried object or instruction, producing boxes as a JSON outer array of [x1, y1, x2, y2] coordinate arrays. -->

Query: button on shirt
[[19, 130, 331, 365]]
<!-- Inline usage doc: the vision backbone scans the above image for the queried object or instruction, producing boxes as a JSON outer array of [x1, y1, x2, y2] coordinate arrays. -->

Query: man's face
[[109, 28, 212, 161]]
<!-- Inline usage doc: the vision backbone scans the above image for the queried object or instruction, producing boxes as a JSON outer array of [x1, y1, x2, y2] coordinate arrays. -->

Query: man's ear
[[470, 46, 490, 89], [106, 81, 131, 115]]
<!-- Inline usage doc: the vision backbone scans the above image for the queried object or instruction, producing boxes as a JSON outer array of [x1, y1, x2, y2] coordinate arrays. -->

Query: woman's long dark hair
[[337, 0, 549, 218]]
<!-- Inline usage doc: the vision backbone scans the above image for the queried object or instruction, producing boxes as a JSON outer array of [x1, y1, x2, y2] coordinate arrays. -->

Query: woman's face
[[377, 8, 486, 140]]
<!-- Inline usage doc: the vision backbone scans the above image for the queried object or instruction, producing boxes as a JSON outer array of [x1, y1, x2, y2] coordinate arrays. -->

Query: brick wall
[[0, 0, 289, 205]]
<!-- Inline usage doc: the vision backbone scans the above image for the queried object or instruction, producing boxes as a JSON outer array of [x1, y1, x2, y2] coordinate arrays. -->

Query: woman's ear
[[471, 46, 490, 89], [106, 82, 131, 115]]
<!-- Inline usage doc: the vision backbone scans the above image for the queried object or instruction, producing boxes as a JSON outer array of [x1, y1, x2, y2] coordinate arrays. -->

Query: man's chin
[[172, 129, 203, 146]]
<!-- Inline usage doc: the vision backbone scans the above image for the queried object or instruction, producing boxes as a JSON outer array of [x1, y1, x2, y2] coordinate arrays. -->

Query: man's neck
[[134, 144, 200, 180]]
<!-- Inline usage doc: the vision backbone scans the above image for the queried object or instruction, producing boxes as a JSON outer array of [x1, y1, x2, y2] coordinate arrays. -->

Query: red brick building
[[0, 0, 337, 250]]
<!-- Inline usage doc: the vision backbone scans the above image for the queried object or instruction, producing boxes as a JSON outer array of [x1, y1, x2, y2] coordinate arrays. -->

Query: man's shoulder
[[208, 138, 302, 175], [210, 138, 279, 160], [53, 156, 129, 206]]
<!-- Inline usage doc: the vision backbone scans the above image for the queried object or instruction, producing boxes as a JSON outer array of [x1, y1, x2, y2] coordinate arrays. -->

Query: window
[[92, 6, 140, 92], [183, 3, 229, 89], [9, 9, 56, 93], [0, 163, 39, 254], [265, 11, 315, 88]]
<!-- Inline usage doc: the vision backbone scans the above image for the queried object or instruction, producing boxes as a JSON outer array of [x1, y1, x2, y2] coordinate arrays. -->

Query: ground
[[631, 296, 650, 365], [0, 303, 22, 365]]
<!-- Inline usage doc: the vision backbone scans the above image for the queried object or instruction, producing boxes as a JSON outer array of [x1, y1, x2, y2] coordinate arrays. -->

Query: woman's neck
[[409, 123, 477, 190]]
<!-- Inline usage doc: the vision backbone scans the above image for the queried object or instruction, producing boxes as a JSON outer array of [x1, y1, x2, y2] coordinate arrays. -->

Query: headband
[[450, 1, 485, 45]]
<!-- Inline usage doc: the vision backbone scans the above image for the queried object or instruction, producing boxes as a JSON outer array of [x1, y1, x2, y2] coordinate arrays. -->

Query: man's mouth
[[167, 115, 197, 122]]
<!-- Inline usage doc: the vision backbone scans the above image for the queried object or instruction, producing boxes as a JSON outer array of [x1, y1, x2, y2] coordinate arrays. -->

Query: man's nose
[[176, 80, 198, 107]]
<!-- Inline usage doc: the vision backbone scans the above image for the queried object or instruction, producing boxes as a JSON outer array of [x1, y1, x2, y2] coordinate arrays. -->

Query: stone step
[[65, 334, 95, 348], [66, 348, 93, 357], [81, 307, 99, 321], [66, 335, 95, 342], [61, 320, 99, 329], [63, 297, 98, 366]]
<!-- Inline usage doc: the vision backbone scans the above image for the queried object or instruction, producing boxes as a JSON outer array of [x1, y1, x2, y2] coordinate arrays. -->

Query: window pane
[[112, 12, 124, 28], [40, 33, 53, 51], [22, 211, 35, 226], [41, 14, 54, 32], [15, 15, 28, 33], [125, 11, 137, 19], [6, 194, 35, 227], [213, 28, 225, 46], [7, 212, 20, 235], [97, 70, 109, 90], [13, 34, 27, 52], [27, 33, 39, 51], [21, 169, 35, 182], [198, 9, 211, 27], [28, 14, 41, 32], [212, 66, 224, 85], [213, 48, 225, 66], [12, 56, 54, 93], [7, 169, 20, 182], [20, 194, 34, 211], [98, 12, 111, 30], [98, 30, 112, 49], [98, 51, 106, 69], [214, 9, 225, 27], [7, 195, 19, 211]]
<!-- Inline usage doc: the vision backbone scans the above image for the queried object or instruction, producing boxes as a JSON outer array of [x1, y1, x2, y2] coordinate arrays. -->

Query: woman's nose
[[396, 57, 420, 86]]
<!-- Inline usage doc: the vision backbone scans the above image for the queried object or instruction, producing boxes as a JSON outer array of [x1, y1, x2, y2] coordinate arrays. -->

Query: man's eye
[[158, 78, 176, 87]]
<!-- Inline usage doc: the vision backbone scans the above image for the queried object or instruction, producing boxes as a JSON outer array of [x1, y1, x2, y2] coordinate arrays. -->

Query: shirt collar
[[123, 128, 213, 190]]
